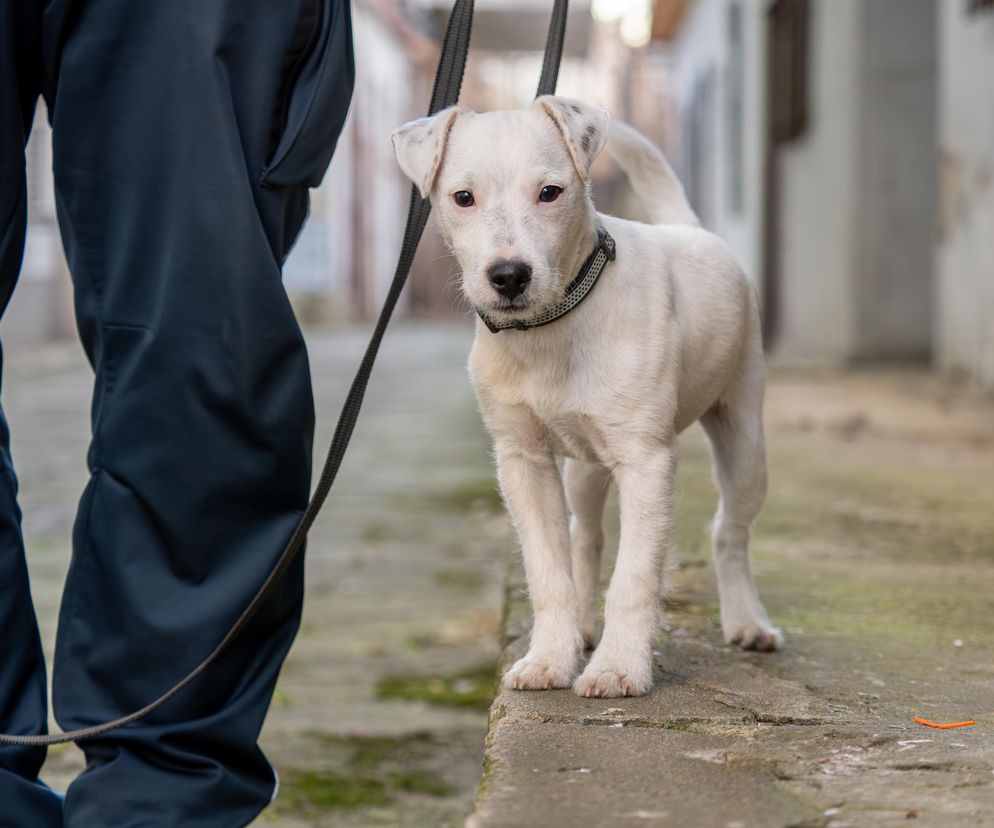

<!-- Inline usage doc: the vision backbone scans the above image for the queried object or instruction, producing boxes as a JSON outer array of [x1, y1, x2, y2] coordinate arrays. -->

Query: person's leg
[[46, 1, 352, 825], [0, 0, 64, 824]]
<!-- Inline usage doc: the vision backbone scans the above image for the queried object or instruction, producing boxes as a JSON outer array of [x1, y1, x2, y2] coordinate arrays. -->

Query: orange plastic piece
[[914, 716, 976, 729]]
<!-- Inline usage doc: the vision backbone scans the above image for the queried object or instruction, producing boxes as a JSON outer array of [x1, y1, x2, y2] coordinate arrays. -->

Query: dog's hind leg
[[700, 336, 783, 652], [564, 459, 611, 649]]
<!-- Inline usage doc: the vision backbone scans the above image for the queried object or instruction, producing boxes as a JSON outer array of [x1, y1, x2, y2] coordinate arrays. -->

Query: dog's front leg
[[574, 445, 675, 697], [495, 435, 583, 690]]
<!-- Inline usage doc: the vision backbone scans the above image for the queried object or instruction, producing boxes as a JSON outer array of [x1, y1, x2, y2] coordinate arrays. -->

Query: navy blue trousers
[[0, 1, 353, 824]]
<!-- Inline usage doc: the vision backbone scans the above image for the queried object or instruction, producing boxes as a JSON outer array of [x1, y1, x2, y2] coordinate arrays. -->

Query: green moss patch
[[376, 663, 497, 710], [273, 732, 456, 816], [388, 770, 455, 796], [277, 769, 389, 811]]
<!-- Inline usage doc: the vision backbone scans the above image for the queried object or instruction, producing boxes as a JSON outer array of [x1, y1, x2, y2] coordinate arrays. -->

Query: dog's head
[[391, 96, 609, 321]]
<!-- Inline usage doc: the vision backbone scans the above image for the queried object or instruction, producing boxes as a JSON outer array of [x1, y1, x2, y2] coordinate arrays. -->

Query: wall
[[664, 0, 767, 286], [854, 0, 937, 360], [936, 4, 994, 391], [775, 0, 861, 363], [666, 0, 942, 367]]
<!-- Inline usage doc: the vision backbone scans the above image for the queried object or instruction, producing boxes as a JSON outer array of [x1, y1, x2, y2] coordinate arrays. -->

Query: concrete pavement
[[7, 324, 994, 827], [470, 369, 994, 828]]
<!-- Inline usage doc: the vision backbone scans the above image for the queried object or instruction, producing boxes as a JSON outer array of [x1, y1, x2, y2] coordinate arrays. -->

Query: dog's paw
[[723, 621, 784, 652], [573, 657, 653, 698], [719, 594, 785, 652], [503, 653, 578, 691]]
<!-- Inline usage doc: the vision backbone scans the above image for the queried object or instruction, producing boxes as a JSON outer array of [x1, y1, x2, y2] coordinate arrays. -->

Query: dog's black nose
[[488, 260, 532, 300]]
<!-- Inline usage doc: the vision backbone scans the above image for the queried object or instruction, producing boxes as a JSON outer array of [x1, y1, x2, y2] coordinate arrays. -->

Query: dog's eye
[[453, 190, 475, 208], [539, 185, 563, 203]]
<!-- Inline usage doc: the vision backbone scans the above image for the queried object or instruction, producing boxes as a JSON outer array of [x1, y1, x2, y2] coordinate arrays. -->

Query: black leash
[[536, 0, 568, 98], [0, 0, 569, 748]]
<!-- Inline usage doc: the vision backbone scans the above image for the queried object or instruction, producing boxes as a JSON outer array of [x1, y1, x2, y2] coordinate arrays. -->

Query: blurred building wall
[[778, 0, 936, 363], [854, 0, 937, 360], [776, 0, 862, 362], [663, 0, 767, 284], [937, 4, 994, 390], [662, 0, 953, 371]]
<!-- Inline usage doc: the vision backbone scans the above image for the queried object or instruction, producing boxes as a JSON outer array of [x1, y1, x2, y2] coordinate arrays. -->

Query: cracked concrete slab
[[468, 722, 825, 828]]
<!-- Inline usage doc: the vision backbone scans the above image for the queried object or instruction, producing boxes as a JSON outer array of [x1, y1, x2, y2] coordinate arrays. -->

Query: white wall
[[936, 4, 994, 391], [855, 0, 936, 360], [664, 0, 766, 286], [667, 0, 941, 366], [776, 0, 861, 363], [778, 0, 937, 363]]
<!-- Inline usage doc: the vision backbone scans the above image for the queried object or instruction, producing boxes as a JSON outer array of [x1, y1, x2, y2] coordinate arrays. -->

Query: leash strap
[[537, 0, 568, 97], [0, 0, 569, 748]]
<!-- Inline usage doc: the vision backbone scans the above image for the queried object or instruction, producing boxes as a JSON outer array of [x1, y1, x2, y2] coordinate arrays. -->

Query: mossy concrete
[[265, 731, 458, 821], [10, 324, 509, 828], [471, 369, 994, 828], [376, 663, 497, 711]]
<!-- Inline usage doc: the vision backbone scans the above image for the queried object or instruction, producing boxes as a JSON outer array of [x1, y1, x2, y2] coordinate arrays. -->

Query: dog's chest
[[510, 360, 615, 464], [471, 333, 635, 465], [540, 411, 609, 464]]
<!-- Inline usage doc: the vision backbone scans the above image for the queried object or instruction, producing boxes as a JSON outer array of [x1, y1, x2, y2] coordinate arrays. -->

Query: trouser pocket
[[261, 0, 354, 189]]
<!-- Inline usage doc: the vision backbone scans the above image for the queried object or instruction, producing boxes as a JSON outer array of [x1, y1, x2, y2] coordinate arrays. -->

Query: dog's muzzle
[[477, 228, 616, 333], [488, 260, 532, 301]]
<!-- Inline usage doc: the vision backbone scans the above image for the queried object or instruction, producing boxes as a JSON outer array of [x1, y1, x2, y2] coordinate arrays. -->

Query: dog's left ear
[[533, 96, 610, 182], [391, 106, 468, 198]]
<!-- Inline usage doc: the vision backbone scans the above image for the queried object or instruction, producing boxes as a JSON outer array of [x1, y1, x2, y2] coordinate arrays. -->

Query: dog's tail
[[606, 120, 700, 227]]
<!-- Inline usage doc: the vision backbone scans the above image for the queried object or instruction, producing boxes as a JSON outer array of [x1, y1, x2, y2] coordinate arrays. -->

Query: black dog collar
[[477, 228, 617, 333]]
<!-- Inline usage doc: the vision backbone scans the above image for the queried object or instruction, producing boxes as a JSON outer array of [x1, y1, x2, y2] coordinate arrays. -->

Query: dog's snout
[[488, 260, 532, 300]]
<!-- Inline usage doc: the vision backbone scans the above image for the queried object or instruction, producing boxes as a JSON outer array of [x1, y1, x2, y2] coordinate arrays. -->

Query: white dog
[[392, 96, 782, 698]]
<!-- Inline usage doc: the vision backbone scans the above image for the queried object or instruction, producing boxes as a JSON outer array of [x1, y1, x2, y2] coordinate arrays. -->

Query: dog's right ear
[[391, 106, 467, 199]]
